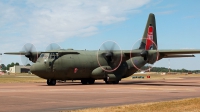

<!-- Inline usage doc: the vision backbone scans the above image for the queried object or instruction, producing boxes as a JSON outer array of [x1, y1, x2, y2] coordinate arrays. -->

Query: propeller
[[97, 40, 122, 72], [45, 43, 61, 51], [130, 38, 159, 71], [21, 43, 38, 66]]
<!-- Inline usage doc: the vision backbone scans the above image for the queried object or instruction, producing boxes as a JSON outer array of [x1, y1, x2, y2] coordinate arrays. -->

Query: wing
[[41, 49, 80, 55], [158, 49, 200, 58], [4, 50, 79, 55], [4, 52, 40, 55], [162, 54, 195, 58], [123, 49, 200, 60]]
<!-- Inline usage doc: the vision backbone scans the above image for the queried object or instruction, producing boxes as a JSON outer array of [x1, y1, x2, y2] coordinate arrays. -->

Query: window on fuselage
[[39, 53, 44, 58], [49, 53, 58, 59], [40, 53, 49, 59]]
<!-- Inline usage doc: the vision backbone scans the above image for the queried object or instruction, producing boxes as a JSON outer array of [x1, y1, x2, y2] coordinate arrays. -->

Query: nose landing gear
[[47, 79, 56, 86]]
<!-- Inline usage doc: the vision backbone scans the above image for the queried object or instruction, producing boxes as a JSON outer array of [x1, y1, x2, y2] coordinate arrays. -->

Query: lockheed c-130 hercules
[[5, 13, 200, 85]]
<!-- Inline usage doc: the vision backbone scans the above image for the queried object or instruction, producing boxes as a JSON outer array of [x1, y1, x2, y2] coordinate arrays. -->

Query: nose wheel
[[81, 78, 95, 84], [47, 79, 56, 86]]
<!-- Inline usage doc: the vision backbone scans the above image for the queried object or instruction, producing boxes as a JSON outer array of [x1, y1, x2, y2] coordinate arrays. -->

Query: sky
[[0, 0, 200, 70]]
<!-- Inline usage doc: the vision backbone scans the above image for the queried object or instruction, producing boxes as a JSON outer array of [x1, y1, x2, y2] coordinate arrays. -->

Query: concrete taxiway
[[0, 77, 200, 112]]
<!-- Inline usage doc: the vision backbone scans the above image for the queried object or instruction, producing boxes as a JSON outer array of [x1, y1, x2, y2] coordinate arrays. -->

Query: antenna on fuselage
[[0, 53, 2, 70], [168, 59, 170, 73]]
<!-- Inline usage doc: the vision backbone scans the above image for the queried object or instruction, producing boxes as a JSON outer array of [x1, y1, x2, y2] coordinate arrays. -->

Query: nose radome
[[30, 64, 35, 73], [30, 63, 46, 74]]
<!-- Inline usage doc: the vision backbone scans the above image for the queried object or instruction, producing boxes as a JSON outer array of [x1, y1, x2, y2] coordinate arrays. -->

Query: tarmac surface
[[0, 77, 200, 112]]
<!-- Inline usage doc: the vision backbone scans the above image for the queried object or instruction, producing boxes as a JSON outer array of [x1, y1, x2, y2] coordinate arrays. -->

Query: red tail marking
[[145, 25, 154, 50]]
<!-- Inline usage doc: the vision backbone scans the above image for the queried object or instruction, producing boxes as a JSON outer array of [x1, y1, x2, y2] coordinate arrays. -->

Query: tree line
[[141, 66, 200, 73], [0, 62, 31, 70]]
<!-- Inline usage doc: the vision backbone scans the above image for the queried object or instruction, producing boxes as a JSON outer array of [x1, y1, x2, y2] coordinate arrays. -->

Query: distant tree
[[10, 62, 15, 67], [1, 64, 6, 70], [15, 62, 20, 66], [6, 64, 11, 70], [26, 64, 31, 66], [181, 68, 188, 73]]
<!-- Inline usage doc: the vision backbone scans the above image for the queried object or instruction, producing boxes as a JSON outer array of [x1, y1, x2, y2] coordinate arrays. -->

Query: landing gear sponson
[[47, 78, 119, 85]]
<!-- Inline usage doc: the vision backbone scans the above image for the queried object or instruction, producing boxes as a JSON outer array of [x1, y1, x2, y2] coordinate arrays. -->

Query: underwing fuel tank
[[91, 66, 112, 79]]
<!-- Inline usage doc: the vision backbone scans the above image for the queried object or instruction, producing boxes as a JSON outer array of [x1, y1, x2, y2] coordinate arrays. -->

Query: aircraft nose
[[30, 63, 46, 75]]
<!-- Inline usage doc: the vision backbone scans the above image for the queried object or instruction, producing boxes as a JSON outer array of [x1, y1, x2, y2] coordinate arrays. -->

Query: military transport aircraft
[[4, 13, 200, 85]]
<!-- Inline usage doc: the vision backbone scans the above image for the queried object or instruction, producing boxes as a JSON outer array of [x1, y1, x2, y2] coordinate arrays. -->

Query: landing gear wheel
[[81, 79, 88, 85], [112, 80, 119, 84], [88, 79, 95, 84], [105, 81, 109, 84], [113, 80, 119, 84], [47, 79, 56, 86], [104, 78, 119, 84], [104, 77, 109, 84], [81, 79, 95, 84]]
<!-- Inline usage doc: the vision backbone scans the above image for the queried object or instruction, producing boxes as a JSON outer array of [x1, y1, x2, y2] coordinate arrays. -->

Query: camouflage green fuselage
[[31, 50, 147, 80]]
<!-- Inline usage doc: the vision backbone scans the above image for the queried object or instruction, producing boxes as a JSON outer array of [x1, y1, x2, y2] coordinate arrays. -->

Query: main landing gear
[[104, 80, 119, 84], [81, 78, 95, 85], [104, 77, 119, 84], [47, 79, 56, 86]]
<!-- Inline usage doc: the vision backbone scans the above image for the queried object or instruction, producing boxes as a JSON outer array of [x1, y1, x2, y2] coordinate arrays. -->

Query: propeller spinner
[[97, 40, 122, 72], [130, 38, 159, 71], [21, 43, 38, 66]]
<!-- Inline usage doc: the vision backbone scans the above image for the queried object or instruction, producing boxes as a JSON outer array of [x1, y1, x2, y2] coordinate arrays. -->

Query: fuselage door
[[45, 53, 58, 72]]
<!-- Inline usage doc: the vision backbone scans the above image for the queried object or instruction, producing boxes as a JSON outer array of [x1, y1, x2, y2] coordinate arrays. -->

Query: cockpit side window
[[37, 53, 49, 62], [49, 53, 58, 59], [43, 53, 49, 59], [40, 53, 45, 58]]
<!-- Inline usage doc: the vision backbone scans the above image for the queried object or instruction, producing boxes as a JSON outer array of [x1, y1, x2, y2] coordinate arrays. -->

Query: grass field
[[62, 97, 200, 112], [0, 73, 45, 83]]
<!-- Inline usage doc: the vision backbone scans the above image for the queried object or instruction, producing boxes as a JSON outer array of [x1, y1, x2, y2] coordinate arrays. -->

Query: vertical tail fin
[[139, 13, 157, 50]]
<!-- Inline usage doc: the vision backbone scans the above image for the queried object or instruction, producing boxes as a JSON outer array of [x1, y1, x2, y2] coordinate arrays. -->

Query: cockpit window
[[40, 53, 45, 57], [49, 53, 58, 59], [40, 53, 49, 59]]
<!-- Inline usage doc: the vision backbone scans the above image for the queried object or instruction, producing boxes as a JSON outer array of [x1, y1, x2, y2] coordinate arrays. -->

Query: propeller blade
[[130, 38, 159, 72], [97, 40, 122, 72], [110, 42, 116, 51], [21, 43, 37, 66], [45, 43, 61, 51]]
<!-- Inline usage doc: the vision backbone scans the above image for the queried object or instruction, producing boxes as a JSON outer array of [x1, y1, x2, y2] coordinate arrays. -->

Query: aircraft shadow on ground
[[39, 80, 200, 87], [118, 81, 200, 87]]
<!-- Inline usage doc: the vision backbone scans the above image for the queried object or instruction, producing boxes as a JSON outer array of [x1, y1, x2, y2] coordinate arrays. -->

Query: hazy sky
[[1, 0, 200, 70]]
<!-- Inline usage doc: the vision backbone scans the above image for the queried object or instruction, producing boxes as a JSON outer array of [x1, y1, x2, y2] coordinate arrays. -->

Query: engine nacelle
[[147, 50, 158, 64], [25, 53, 38, 63], [91, 66, 112, 79]]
